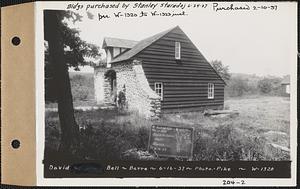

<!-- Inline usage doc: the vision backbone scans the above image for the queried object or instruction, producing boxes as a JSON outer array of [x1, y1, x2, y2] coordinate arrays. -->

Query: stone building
[[94, 26, 225, 119]]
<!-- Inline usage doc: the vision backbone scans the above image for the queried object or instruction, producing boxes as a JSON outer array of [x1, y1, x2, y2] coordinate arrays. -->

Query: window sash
[[175, 42, 181, 59], [155, 82, 163, 100], [208, 83, 214, 99]]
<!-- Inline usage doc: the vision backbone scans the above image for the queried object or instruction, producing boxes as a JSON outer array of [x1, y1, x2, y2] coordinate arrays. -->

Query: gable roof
[[102, 37, 138, 49], [110, 26, 178, 63], [106, 26, 226, 85], [281, 75, 290, 85]]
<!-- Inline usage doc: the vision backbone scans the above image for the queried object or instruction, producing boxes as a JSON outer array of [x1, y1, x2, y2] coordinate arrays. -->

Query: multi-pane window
[[208, 83, 214, 99], [175, 42, 181, 60], [155, 82, 163, 100]]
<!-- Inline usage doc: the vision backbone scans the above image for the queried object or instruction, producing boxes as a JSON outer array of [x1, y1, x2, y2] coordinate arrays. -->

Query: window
[[208, 83, 214, 99], [155, 82, 163, 100], [175, 42, 181, 60]]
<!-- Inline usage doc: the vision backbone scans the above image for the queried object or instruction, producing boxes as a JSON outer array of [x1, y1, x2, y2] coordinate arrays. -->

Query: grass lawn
[[225, 95, 290, 147], [45, 99, 97, 109], [45, 95, 290, 161]]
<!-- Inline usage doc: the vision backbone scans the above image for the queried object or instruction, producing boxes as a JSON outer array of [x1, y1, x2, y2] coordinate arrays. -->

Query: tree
[[44, 10, 99, 153], [227, 77, 249, 96], [211, 60, 231, 82], [257, 77, 280, 94]]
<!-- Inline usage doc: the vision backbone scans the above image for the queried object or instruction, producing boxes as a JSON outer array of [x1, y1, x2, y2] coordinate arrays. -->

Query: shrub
[[257, 77, 282, 95], [258, 78, 272, 94], [211, 60, 231, 82], [45, 109, 150, 161], [193, 124, 272, 161], [72, 120, 150, 160], [225, 74, 283, 97], [226, 76, 251, 97]]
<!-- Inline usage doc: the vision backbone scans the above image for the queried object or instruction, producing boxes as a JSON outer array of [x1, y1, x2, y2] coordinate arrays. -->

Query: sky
[[67, 2, 297, 76]]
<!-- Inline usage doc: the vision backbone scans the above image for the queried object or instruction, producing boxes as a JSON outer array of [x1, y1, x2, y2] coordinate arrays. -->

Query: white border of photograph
[[35, 1, 297, 186]]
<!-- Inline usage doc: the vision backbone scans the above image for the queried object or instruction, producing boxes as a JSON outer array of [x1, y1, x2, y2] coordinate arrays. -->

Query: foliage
[[45, 109, 150, 161], [211, 60, 231, 82], [258, 77, 282, 95], [258, 78, 272, 93], [45, 11, 100, 70], [70, 74, 94, 101], [104, 69, 117, 80], [44, 10, 100, 102], [226, 76, 251, 97], [225, 74, 283, 97], [193, 124, 266, 161]]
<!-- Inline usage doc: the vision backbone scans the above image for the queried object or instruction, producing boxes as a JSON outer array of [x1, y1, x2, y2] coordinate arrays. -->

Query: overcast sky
[[66, 2, 296, 76]]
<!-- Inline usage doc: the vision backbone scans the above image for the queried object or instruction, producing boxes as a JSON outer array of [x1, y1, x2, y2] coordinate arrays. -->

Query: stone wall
[[94, 60, 161, 118], [113, 60, 161, 119], [94, 66, 106, 104], [94, 66, 112, 104]]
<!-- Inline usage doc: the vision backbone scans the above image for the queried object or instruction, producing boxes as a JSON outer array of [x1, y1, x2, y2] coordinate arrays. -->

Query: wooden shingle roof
[[110, 26, 178, 63], [102, 37, 138, 49]]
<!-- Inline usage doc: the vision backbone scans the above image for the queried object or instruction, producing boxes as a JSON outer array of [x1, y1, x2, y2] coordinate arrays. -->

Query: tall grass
[[45, 98, 290, 161], [45, 110, 151, 161]]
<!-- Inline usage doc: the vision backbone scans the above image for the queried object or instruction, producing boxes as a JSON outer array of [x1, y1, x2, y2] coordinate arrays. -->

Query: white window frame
[[208, 83, 214, 99], [154, 82, 163, 100], [175, 41, 181, 60]]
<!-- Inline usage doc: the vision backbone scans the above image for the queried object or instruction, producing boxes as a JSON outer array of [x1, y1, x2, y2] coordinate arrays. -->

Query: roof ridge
[[139, 26, 178, 42], [102, 37, 139, 49], [103, 36, 138, 42]]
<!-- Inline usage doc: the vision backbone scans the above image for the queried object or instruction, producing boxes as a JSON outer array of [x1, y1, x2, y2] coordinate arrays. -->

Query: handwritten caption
[[66, 2, 279, 21], [43, 160, 290, 179], [105, 164, 275, 173]]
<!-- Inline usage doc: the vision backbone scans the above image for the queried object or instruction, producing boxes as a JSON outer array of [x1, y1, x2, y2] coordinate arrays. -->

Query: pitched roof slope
[[102, 37, 138, 49], [110, 26, 178, 63]]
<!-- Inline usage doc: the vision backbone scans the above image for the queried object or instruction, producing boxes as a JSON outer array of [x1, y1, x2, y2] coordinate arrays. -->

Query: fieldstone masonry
[[94, 66, 106, 104], [132, 60, 161, 119], [103, 78, 112, 104], [94, 66, 113, 105], [94, 60, 161, 119]]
